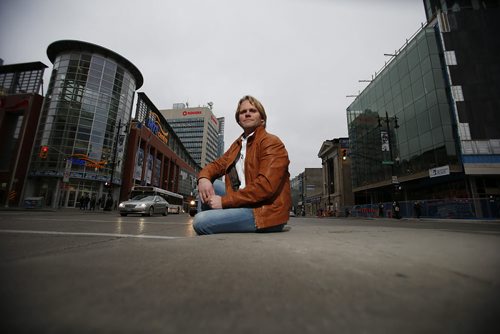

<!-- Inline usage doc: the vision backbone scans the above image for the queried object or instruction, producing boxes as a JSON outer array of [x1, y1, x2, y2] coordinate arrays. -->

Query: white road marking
[[6, 217, 192, 225], [0, 229, 181, 240]]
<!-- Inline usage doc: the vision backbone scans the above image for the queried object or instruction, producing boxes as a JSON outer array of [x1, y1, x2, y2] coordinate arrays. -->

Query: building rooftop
[[0, 61, 48, 74], [47, 40, 143, 89]]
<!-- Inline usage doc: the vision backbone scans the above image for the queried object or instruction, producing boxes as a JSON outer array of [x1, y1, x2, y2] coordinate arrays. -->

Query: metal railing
[[349, 198, 500, 219]]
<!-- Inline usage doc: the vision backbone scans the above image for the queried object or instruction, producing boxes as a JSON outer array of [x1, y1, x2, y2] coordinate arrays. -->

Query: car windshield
[[131, 195, 156, 201]]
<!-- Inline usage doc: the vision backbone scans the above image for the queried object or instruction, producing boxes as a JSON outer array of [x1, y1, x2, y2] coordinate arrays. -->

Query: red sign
[[182, 110, 202, 116]]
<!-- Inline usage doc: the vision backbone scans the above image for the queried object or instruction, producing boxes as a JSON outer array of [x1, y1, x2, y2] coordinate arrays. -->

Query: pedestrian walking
[[193, 95, 291, 235], [392, 201, 401, 219], [379, 202, 384, 217], [90, 195, 96, 211], [100, 194, 106, 210], [85, 194, 91, 210], [79, 195, 85, 210], [414, 201, 421, 219], [104, 195, 113, 211]]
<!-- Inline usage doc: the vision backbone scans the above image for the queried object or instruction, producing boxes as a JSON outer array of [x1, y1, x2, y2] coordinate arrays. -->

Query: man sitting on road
[[193, 95, 291, 235]]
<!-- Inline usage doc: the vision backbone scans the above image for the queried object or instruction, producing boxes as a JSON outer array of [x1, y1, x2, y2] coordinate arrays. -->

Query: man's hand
[[207, 195, 222, 209], [198, 178, 215, 204]]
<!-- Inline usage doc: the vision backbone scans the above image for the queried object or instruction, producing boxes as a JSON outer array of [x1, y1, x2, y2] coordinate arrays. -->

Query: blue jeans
[[193, 180, 255, 235], [192, 180, 284, 235]]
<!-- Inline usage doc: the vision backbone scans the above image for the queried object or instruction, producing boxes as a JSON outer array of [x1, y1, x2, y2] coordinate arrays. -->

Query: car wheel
[[148, 207, 154, 216], [162, 208, 167, 216]]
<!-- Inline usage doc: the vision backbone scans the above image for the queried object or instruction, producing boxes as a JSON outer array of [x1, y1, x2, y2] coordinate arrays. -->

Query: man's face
[[238, 100, 263, 134]]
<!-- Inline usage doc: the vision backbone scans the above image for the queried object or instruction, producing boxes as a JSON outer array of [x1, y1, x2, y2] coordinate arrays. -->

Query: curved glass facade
[[28, 40, 143, 208], [347, 26, 460, 192]]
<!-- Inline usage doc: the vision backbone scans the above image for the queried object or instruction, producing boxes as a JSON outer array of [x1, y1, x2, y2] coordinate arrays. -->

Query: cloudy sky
[[0, 0, 426, 177]]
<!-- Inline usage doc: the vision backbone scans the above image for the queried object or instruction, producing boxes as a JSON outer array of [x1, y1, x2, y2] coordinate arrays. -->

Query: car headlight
[[190, 200, 195, 205], [138, 203, 147, 208], [119, 203, 125, 208]]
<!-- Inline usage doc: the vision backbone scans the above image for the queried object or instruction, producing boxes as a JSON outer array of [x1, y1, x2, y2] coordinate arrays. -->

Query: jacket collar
[[238, 126, 266, 145]]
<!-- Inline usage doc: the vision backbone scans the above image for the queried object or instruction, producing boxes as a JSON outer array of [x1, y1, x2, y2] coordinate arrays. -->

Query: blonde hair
[[235, 95, 267, 128]]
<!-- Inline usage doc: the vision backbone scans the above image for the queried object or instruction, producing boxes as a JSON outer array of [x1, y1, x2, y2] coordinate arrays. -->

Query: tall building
[[26, 40, 143, 208], [217, 117, 225, 157], [160, 105, 224, 167], [122, 93, 200, 203], [423, 0, 500, 181], [292, 168, 323, 216], [0, 61, 47, 207], [290, 174, 303, 215], [317, 138, 354, 216], [346, 1, 500, 218]]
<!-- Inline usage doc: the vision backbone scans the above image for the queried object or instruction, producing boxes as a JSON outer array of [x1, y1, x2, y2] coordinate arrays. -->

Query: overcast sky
[[0, 0, 426, 177]]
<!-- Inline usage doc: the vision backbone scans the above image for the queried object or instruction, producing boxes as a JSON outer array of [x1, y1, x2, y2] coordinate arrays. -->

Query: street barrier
[[349, 197, 500, 219]]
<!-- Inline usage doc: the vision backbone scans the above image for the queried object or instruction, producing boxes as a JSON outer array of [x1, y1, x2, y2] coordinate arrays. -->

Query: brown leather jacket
[[198, 126, 291, 229]]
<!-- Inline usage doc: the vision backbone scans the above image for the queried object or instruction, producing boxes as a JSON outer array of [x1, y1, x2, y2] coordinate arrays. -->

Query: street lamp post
[[108, 119, 121, 197], [106, 119, 129, 209]]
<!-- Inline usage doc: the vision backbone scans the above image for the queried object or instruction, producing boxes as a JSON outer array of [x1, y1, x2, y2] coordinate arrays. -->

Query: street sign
[[429, 165, 450, 178], [382, 161, 394, 165]]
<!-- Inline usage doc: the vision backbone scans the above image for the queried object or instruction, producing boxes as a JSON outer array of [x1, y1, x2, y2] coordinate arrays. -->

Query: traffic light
[[39, 145, 49, 159], [341, 149, 347, 160]]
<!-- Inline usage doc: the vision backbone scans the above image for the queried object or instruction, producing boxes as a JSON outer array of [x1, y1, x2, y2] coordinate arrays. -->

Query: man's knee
[[192, 211, 211, 235]]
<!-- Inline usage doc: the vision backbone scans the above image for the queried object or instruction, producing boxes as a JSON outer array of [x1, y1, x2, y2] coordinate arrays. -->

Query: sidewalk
[[0, 206, 117, 213], [2, 206, 499, 224], [312, 214, 500, 224]]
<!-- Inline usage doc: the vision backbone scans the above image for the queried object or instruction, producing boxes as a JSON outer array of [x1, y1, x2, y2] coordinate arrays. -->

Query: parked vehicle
[[118, 195, 168, 217], [130, 186, 183, 214]]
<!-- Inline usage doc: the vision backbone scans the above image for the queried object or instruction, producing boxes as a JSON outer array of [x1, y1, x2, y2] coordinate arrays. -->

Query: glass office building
[[347, 24, 462, 203], [26, 40, 143, 208], [347, 1, 500, 215]]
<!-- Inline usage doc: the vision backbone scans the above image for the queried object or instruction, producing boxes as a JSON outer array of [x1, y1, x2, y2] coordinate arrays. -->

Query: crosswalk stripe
[[0, 229, 181, 240]]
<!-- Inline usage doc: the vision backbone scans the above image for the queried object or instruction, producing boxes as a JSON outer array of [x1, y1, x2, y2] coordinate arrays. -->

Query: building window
[[451, 85, 464, 101], [444, 51, 457, 65]]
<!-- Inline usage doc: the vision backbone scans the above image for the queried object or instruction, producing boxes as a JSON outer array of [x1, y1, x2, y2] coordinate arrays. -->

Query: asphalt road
[[1, 210, 499, 334]]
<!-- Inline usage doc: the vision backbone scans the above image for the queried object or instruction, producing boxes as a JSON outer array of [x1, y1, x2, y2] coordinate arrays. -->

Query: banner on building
[[134, 148, 144, 181], [146, 153, 153, 184], [153, 157, 161, 187], [429, 165, 450, 178], [381, 131, 390, 152], [63, 160, 72, 183]]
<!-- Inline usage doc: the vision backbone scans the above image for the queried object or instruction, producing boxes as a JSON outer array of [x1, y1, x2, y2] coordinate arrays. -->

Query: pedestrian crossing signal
[[39, 145, 49, 159]]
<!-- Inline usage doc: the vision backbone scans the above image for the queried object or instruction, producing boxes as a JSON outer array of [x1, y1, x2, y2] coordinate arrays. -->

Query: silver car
[[118, 195, 169, 217]]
